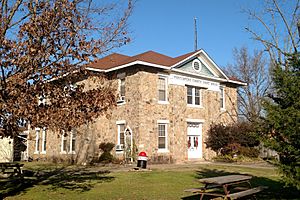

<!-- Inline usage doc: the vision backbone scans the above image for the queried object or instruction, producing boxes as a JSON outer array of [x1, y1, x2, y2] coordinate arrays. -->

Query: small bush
[[206, 122, 260, 155], [99, 142, 115, 152], [238, 146, 260, 158], [221, 143, 241, 156], [99, 152, 114, 163], [98, 142, 115, 163]]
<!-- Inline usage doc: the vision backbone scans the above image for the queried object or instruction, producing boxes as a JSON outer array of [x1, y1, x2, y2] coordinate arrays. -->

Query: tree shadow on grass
[[0, 167, 115, 199], [182, 168, 300, 200]]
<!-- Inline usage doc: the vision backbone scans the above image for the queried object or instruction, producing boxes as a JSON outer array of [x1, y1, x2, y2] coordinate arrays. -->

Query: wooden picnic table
[[0, 162, 24, 180], [185, 174, 266, 200]]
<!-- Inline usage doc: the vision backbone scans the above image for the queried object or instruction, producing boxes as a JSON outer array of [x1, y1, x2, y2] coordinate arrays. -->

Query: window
[[119, 78, 125, 102], [158, 123, 167, 150], [117, 123, 125, 150], [220, 86, 225, 110], [192, 60, 202, 71], [61, 130, 76, 154], [41, 129, 47, 153], [117, 73, 126, 104], [38, 95, 46, 106], [187, 86, 201, 106], [35, 129, 40, 153], [70, 130, 76, 153], [61, 131, 68, 153], [64, 83, 77, 97], [158, 76, 167, 102]]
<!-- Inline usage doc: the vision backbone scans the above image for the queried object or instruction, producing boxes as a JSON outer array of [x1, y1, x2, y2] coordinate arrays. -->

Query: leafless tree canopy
[[226, 47, 270, 122], [0, 0, 133, 136], [245, 0, 300, 65]]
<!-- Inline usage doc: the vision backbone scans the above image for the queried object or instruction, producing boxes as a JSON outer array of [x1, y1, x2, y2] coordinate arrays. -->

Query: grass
[[1, 162, 299, 200]]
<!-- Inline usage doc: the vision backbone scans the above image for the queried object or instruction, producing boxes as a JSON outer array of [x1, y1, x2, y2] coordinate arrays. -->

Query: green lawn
[[1, 162, 299, 200]]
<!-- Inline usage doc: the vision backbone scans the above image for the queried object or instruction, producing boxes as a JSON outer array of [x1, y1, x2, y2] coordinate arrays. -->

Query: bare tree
[[226, 47, 270, 122], [0, 0, 133, 137], [245, 0, 300, 65]]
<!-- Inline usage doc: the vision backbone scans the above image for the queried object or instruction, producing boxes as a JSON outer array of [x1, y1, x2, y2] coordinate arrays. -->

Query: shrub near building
[[205, 122, 260, 161]]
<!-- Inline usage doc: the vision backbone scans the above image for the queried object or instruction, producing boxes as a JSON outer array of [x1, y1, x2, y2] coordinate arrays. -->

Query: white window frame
[[60, 130, 68, 154], [116, 120, 126, 152], [187, 86, 202, 107], [158, 75, 168, 104], [69, 130, 76, 154], [34, 128, 40, 154], [157, 120, 169, 153], [220, 86, 225, 110], [117, 73, 126, 105], [41, 128, 47, 154], [192, 59, 202, 71]]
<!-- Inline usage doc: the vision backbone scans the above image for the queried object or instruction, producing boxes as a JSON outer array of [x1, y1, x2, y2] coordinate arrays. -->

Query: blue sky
[[117, 0, 264, 68]]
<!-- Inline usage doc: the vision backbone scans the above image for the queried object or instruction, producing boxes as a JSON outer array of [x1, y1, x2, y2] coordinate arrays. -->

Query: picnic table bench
[[0, 162, 24, 181], [185, 175, 267, 200]]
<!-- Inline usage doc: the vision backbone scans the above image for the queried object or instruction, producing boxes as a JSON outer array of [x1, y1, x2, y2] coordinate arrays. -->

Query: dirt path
[[91, 160, 275, 172]]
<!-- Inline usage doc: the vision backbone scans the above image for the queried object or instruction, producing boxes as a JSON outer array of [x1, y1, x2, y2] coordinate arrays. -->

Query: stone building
[[26, 49, 245, 164]]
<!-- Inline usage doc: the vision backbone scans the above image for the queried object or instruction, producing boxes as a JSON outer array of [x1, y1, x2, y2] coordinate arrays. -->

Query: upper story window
[[117, 73, 126, 104], [187, 86, 201, 106], [158, 75, 168, 102], [192, 60, 202, 71], [220, 86, 225, 110], [63, 83, 77, 98]]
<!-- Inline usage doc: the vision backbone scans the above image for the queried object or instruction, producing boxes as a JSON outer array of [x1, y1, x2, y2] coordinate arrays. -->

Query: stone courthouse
[[26, 49, 245, 164]]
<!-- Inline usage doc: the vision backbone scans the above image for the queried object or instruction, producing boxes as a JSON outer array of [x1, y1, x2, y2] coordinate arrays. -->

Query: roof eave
[[86, 60, 170, 73], [226, 80, 247, 86], [170, 50, 201, 68]]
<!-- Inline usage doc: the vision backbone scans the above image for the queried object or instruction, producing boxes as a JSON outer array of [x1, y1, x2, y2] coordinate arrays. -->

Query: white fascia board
[[136, 61, 170, 70], [87, 61, 170, 73], [171, 68, 227, 82], [172, 68, 246, 86], [170, 50, 201, 69], [227, 79, 247, 86], [200, 50, 229, 80], [46, 70, 80, 83], [85, 67, 105, 72]]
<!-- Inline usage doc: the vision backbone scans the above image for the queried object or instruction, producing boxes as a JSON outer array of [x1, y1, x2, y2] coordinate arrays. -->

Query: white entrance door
[[187, 122, 202, 159]]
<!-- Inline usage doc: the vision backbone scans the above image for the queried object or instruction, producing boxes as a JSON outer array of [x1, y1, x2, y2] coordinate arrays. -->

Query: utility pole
[[194, 17, 198, 51]]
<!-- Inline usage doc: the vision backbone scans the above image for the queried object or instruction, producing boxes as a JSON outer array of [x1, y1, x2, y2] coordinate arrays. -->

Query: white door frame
[[187, 121, 203, 159]]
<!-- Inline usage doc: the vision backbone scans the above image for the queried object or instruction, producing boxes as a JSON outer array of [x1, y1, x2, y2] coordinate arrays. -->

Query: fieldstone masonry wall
[[27, 65, 238, 164]]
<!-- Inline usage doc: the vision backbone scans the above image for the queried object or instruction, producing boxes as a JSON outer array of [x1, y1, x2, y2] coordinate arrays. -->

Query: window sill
[[60, 151, 67, 154], [34, 151, 39, 154], [69, 151, 76, 154], [157, 149, 169, 153], [158, 101, 169, 105], [116, 150, 124, 154], [117, 101, 126, 106], [187, 104, 204, 109], [220, 108, 226, 112], [40, 151, 46, 154]]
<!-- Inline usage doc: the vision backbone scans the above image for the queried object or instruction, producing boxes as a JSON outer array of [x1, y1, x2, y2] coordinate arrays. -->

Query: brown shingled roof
[[88, 53, 130, 70], [88, 50, 197, 70]]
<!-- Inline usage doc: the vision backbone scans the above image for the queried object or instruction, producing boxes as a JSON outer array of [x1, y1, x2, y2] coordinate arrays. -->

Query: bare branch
[[272, 0, 298, 52]]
